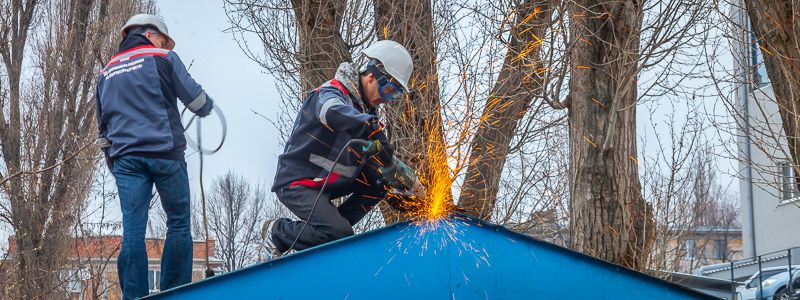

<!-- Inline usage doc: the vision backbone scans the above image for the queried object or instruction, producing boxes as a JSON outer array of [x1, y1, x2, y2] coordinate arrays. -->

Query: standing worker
[[262, 40, 424, 258], [95, 14, 215, 299]]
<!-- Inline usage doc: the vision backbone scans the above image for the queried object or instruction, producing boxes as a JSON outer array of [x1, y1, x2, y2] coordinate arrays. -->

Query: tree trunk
[[744, 0, 800, 193], [374, 0, 449, 223], [567, 0, 654, 271], [0, 1, 151, 298], [457, 0, 551, 220], [291, 0, 351, 92]]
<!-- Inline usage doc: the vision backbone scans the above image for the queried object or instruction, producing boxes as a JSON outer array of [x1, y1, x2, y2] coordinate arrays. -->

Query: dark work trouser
[[271, 178, 385, 252]]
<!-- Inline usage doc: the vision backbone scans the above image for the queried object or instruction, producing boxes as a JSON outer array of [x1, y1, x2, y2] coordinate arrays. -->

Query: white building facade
[[733, 2, 800, 259]]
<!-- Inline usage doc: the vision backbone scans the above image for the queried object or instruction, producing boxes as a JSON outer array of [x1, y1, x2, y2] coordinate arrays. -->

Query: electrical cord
[[286, 139, 371, 253], [182, 105, 227, 155], [181, 105, 227, 278]]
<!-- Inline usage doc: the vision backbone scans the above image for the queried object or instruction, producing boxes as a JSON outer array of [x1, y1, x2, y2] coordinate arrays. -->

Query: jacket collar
[[118, 27, 155, 54]]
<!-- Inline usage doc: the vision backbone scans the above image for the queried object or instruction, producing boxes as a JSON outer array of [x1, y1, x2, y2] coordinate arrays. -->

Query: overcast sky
[[158, 1, 284, 193]]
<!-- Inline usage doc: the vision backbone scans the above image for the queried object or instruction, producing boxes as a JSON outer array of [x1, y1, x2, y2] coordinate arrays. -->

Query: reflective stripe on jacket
[[96, 43, 213, 161], [272, 63, 386, 191]]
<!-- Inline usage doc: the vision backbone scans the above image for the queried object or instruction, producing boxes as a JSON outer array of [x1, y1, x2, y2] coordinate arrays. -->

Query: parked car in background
[[783, 273, 800, 300], [738, 267, 800, 300], [765, 270, 800, 300]]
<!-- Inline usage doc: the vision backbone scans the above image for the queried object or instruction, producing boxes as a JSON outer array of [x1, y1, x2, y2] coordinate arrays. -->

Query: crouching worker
[[262, 40, 415, 258], [95, 14, 215, 299]]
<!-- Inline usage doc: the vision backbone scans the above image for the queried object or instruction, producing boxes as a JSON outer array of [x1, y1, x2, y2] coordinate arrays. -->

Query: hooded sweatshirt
[[272, 62, 393, 192]]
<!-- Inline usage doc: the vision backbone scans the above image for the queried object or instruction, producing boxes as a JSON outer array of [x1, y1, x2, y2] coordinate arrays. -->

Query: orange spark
[[583, 135, 597, 148], [591, 97, 606, 109], [758, 44, 772, 56]]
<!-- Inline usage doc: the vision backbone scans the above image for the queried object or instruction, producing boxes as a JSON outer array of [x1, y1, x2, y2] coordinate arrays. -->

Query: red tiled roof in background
[[7, 236, 215, 260]]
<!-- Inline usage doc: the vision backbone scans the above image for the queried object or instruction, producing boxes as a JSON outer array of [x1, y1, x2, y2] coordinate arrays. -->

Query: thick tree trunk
[[374, 0, 448, 223], [291, 0, 351, 92], [567, 0, 654, 270], [745, 0, 800, 192], [458, 0, 551, 220], [0, 1, 150, 298]]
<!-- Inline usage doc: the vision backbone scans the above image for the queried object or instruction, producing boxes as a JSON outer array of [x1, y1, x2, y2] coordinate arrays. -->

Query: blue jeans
[[112, 155, 192, 299]]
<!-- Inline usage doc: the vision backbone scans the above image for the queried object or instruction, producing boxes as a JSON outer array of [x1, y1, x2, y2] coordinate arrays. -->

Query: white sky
[[158, 0, 284, 193]]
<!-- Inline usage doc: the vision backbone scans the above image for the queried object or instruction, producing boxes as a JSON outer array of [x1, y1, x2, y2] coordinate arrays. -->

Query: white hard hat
[[362, 40, 413, 91], [121, 14, 175, 50]]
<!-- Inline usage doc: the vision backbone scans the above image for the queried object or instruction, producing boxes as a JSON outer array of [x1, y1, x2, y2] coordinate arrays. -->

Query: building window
[[66, 274, 82, 296], [684, 239, 696, 259], [148, 270, 161, 293], [750, 32, 770, 87], [58, 269, 83, 294], [779, 161, 800, 202], [711, 239, 727, 260]]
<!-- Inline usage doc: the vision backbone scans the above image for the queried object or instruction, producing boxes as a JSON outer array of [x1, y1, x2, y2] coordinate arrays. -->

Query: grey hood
[[334, 62, 364, 107]]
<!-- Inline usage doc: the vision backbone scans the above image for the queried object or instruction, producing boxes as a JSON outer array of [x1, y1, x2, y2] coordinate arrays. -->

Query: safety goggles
[[367, 60, 405, 102], [376, 74, 404, 101]]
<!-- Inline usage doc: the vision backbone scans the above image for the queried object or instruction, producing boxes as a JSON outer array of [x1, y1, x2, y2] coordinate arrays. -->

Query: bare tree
[[640, 102, 706, 275], [686, 153, 741, 269], [564, 0, 654, 270], [563, 0, 713, 270], [71, 167, 124, 300], [0, 0, 153, 298], [224, 0, 372, 141], [193, 172, 267, 272], [457, 0, 555, 219]]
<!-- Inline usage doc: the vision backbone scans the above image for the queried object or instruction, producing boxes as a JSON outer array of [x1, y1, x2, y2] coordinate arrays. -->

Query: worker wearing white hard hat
[[121, 13, 176, 50], [96, 13, 215, 299], [359, 40, 414, 107], [262, 40, 416, 259]]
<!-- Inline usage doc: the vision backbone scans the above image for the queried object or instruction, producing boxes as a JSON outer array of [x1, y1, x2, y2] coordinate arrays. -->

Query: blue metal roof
[[145, 214, 715, 299]]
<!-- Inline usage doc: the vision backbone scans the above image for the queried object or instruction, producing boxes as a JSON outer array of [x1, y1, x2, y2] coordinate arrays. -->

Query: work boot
[[261, 219, 284, 260]]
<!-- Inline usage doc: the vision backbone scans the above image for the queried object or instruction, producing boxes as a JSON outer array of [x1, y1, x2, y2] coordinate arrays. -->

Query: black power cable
[[285, 139, 372, 253], [181, 105, 227, 278]]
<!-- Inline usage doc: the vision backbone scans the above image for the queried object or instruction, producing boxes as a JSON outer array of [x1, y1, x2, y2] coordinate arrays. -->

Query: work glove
[[379, 163, 403, 189], [361, 129, 395, 165], [361, 139, 395, 162], [378, 158, 427, 198]]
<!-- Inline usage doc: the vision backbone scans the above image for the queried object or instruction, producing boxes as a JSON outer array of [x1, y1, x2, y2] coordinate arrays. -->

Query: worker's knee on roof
[[327, 221, 354, 241]]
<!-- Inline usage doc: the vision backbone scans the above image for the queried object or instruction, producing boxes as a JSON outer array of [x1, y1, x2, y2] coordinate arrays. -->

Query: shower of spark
[[389, 215, 492, 271], [417, 127, 456, 221], [387, 122, 459, 223]]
